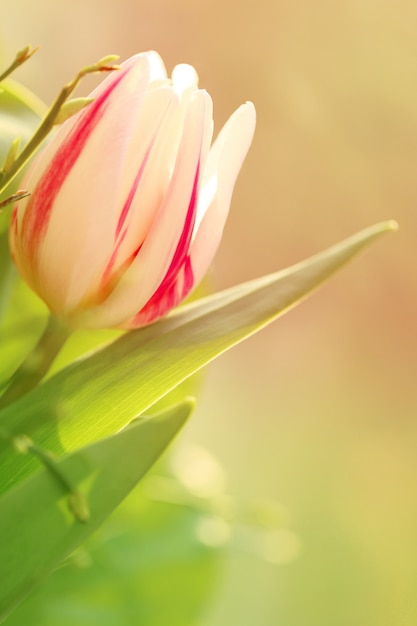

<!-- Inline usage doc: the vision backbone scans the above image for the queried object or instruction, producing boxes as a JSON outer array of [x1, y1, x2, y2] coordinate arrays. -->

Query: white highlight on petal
[[171, 64, 199, 96], [146, 51, 168, 82]]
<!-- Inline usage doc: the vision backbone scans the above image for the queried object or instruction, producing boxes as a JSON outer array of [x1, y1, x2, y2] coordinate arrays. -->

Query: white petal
[[171, 63, 199, 96], [83, 90, 211, 328], [103, 86, 181, 278], [35, 55, 153, 313], [190, 102, 256, 285], [145, 51, 168, 82]]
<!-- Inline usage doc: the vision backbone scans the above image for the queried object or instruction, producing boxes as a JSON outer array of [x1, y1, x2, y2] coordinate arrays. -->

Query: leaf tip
[[352, 219, 400, 251], [182, 396, 197, 412], [384, 219, 399, 233]]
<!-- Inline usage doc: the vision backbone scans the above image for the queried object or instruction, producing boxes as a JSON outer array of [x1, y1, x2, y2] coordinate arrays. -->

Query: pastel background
[[1, 1, 416, 625]]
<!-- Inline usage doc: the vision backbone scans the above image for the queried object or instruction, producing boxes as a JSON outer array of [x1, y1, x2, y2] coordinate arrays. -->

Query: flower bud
[[10, 52, 256, 329]]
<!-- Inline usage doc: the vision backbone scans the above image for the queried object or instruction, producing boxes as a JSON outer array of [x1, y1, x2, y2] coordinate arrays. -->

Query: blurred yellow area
[[1, 1, 416, 624]]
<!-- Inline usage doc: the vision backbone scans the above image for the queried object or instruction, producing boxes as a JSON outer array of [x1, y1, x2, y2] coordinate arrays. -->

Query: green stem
[[0, 315, 71, 409], [0, 56, 120, 195], [0, 79, 80, 193], [0, 45, 39, 84]]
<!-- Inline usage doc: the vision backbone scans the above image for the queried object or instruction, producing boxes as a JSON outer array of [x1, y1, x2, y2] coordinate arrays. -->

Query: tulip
[[10, 51, 256, 329]]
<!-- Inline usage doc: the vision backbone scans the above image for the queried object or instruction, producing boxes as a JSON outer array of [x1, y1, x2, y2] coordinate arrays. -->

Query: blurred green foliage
[[4, 481, 220, 626]]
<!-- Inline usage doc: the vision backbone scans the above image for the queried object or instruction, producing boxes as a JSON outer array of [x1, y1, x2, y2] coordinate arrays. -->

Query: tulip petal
[[171, 64, 199, 97], [126, 256, 194, 328], [126, 103, 255, 328], [31, 56, 155, 313], [83, 89, 213, 329], [11, 65, 135, 308], [189, 102, 256, 285], [101, 87, 182, 282], [10, 51, 255, 331]]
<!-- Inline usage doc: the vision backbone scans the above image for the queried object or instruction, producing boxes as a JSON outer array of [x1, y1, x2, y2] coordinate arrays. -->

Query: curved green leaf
[[0, 221, 397, 495], [0, 80, 46, 373], [5, 483, 219, 626], [0, 399, 193, 623]]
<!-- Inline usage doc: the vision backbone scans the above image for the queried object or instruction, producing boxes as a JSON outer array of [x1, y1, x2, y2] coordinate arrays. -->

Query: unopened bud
[[54, 97, 94, 125], [97, 54, 120, 66], [16, 44, 39, 63]]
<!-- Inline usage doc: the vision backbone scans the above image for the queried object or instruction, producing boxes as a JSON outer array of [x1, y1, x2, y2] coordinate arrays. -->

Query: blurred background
[[1, 1, 416, 624]]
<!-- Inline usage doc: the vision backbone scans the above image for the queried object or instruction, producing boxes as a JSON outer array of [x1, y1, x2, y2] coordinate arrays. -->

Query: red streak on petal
[[97, 240, 143, 303], [100, 138, 155, 290], [100, 227, 128, 286], [101, 97, 174, 294], [130, 254, 194, 327], [22, 68, 130, 264], [115, 144, 153, 239], [145, 159, 199, 305], [127, 159, 200, 327], [115, 96, 175, 240]]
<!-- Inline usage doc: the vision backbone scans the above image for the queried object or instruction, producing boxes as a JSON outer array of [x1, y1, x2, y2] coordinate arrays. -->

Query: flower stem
[[0, 54, 120, 195], [0, 45, 39, 84], [0, 315, 71, 410]]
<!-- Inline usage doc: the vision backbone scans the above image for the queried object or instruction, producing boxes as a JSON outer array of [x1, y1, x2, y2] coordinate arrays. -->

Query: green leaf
[[0, 234, 121, 390], [0, 233, 48, 384], [5, 482, 219, 626], [0, 399, 193, 623], [0, 80, 46, 376], [0, 221, 396, 495]]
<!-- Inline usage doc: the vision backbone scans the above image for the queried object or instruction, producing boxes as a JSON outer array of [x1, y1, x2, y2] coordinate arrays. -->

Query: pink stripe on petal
[[79, 90, 208, 329], [100, 228, 128, 287], [115, 142, 154, 240], [128, 255, 194, 328], [99, 237, 143, 301], [147, 159, 199, 300], [22, 68, 131, 263], [100, 95, 176, 292]]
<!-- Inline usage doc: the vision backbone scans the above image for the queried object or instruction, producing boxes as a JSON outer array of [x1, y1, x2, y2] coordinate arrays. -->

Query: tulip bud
[[9, 51, 256, 329]]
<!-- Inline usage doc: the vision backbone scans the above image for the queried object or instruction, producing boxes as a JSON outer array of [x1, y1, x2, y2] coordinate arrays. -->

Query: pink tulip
[[10, 52, 256, 329]]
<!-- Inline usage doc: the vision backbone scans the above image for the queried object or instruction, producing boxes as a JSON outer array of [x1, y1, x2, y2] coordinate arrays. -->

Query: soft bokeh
[[1, 1, 416, 624]]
